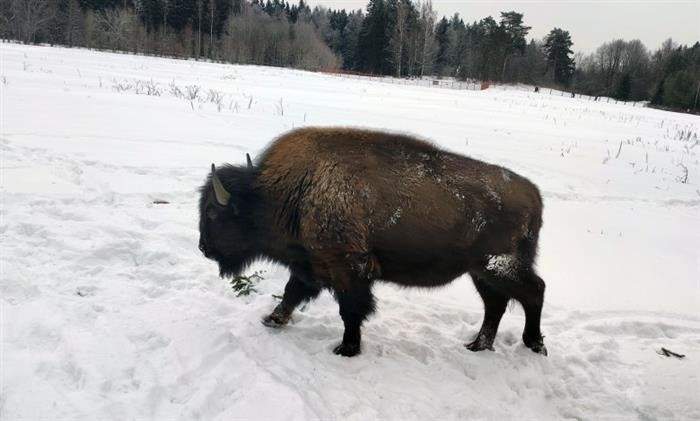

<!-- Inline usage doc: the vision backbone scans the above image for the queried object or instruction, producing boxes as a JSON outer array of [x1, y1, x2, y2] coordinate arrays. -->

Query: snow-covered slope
[[1, 44, 699, 420]]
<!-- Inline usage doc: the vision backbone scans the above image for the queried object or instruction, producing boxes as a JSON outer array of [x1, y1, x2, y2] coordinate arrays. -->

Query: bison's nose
[[199, 239, 208, 255]]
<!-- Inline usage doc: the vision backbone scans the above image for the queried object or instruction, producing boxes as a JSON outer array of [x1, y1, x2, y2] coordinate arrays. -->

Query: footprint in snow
[[75, 285, 97, 297]]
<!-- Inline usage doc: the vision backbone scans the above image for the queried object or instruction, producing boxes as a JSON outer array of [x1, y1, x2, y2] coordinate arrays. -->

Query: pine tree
[[433, 16, 449, 75], [445, 13, 465, 78], [461, 15, 501, 81], [543, 27, 575, 86], [615, 72, 631, 100], [356, 0, 389, 74], [342, 10, 364, 69], [499, 11, 530, 81], [512, 39, 546, 84], [664, 70, 696, 109]]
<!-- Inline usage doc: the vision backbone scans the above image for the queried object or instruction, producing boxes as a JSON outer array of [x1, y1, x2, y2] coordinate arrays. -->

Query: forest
[[1, 0, 698, 111]]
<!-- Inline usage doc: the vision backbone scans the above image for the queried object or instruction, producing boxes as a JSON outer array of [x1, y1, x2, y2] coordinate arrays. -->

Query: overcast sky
[[306, 0, 700, 54]]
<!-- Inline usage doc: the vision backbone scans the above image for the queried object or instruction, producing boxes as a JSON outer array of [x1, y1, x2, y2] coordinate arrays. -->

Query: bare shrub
[[207, 89, 224, 112], [185, 84, 201, 109], [676, 163, 689, 184], [144, 79, 161, 96], [169, 81, 184, 98], [112, 78, 132, 92], [276, 97, 284, 116]]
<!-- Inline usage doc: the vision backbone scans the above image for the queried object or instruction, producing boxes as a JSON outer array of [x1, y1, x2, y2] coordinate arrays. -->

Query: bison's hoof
[[261, 313, 290, 328], [528, 343, 548, 356], [333, 342, 360, 357], [523, 336, 548, 356], [465, 339, 495, 352]]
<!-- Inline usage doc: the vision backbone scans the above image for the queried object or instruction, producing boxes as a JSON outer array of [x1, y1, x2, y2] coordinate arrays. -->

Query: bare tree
[[64, 0, 83, 47], [419, 0, 436, 76], [83, 8, 97, 48], [162, 0, 169, 42], [209, 0, 214, 58], [13, 0, 54, 43], [0, 0, 18, 40], [96, 7, 135, 51], [197, 0, 203, 57], [597, 39, 626, 90], [389, 0, 409, 77]]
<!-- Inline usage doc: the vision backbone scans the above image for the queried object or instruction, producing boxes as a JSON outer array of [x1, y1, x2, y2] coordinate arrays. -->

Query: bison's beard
[[214, 252, 256, 279]]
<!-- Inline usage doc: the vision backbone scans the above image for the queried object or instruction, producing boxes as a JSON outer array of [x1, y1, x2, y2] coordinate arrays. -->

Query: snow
[[486, 254, 519, 279], [1, 43, 699, 420]]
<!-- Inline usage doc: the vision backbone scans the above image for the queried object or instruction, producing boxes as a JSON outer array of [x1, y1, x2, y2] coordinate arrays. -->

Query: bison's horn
[[246, 153, 253, 168], [211, 163, 231, 206]]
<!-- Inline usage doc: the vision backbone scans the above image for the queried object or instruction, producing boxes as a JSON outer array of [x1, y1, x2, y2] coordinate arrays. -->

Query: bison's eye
[[206, 207, 219, 220]]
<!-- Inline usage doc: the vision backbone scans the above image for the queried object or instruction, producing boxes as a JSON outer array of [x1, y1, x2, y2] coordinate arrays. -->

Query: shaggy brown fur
[[199, 127, 547, 357]]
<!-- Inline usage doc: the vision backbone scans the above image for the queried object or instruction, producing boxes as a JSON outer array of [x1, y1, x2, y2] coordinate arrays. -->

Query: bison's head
[[198, 156, 258, 278]]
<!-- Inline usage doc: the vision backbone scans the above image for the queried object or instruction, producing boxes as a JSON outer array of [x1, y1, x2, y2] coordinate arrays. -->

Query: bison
[[198, 127, 547, 357]]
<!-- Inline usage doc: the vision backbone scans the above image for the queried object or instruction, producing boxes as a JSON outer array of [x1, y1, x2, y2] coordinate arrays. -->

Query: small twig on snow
[[657, 347, 685, 359]]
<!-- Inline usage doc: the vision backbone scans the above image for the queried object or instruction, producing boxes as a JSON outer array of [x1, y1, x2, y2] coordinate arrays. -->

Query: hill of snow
[[1, 43, 699, 420]]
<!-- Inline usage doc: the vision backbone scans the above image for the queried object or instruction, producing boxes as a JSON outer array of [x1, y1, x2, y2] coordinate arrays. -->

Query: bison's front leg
[[262, 275, 321, 328], [466, 274, 508, 352], [333, 282, 376, 357]]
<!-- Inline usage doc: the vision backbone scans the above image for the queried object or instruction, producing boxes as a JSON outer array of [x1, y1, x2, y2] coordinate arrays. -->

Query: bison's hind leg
[[517, 269, 546, 355], [262, 275, 321, 328], [468, 257, 547, 356], [332, 281, 376, 357]]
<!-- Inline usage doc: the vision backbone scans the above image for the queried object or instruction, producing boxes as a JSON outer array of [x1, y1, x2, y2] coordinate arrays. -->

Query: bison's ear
[[210, 163, 231, 207], [246, 153, 253, 169]]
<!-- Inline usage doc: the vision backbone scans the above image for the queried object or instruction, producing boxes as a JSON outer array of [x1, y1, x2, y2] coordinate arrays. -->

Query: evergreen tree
[[650, 42, 700, 110], [445, 13, 465, 78], [543, 27, 575, 86], [477, 16, 503, 80], [499, 11, 530, 81], [510, 39, 545, 84], [356, 0, 389, 74], [457, 15, 501, 81], [342, 10, 364, 69], [615, 72, 631, 100], [433, 16, 449, 75], [664, 70, 694, 109]]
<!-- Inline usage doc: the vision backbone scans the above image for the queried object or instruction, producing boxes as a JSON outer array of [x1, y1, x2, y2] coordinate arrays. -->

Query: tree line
[[1, 0, 698, 111]]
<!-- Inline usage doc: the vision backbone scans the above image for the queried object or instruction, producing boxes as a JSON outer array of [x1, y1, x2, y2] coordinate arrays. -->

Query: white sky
[[307, 0, 700, 54]]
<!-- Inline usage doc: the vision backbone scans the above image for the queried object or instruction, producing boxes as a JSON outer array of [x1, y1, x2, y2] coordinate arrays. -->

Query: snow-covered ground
[[1, 43, 699, 420]]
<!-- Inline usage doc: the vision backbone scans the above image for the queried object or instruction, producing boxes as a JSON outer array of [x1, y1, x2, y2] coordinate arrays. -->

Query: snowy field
[[1, 43, 699, 420]]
